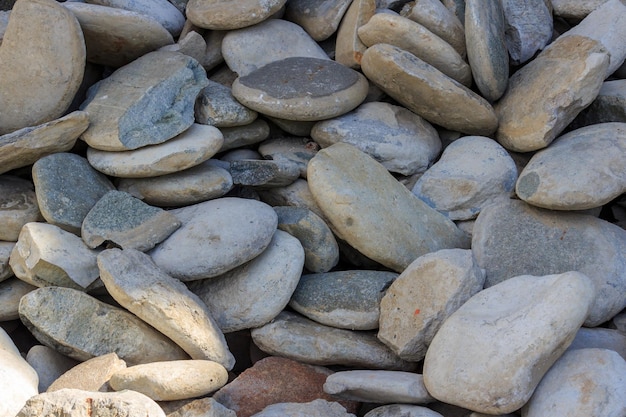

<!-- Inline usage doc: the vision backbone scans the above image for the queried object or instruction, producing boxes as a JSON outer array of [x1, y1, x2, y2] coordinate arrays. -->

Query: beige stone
[[551, 0, 610, 18], [335, 0, 376, 69], [47, 353, 126, 393], [0, 327, 39, 417], [0, 176, 42, 242], [0, 0, 84, 135], [187, 0, 286, 30]]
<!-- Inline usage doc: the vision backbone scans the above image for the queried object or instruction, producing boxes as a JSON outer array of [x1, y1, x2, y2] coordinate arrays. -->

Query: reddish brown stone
[[212, 356, 359, 417]]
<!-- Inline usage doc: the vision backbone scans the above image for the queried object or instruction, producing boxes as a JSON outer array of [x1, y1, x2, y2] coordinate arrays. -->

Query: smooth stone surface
[[358, 13, 472, 86], [251, 399, 355, 417], [219, 119, 270, 152], [0, 241, 13, 282], [87, 123, 223, 178], [17, 388, 166, 417], [284, 0, 353, 41], [311, 101, 441, 176], [273, 206, 339, 273], [18, 286, 189, 365], [361, 43, 498, 136], [523, 348, 626, 417], [412, 136, 518, 220], [472, 198, 626, 327], [465, 0, 508, 101], [258, 178, 327, 222], [379, 249, 485, 362], [47, 352, 126, 393], [0, 277, 35, 320], [289, 270, 397, 330], [98, 248, 235, 370], [423, 271, 595, 414], [0, 111, 89, 175], [568, 327, 626, 360], [109, 360, 228, 401], [80, 51, 208, 151], [571, 80, 626, 128], [232, 57, 369, 121], [32, 152, 115, 234], [85, 0, 185, 36], [265, 116, 315, 137], [251, 311, 416, 370], [166, 397, 236, 417], [117, 160, 233, 207], [307, 143, 469, 272], [0, 327, 39, 417], [81, 190, 181, 251], [10, 222, 101, 290], [64, 2, 173, 67], [0, 0, 85, 135], [150, 198, 277, 280], [324, 370, 434, 404], [188, 230, 304, 333], [186, 0, 286, 30], [0, 176, 42, 241], [335, 0, 376, 69], [516, 123, 626, 210], [229, 159, 301, 188], [494, 35, 609, 152], [258, 136, 320, 179], [26, 345, 79, 393], [222, 18, 329, 77], [195, 80, 257, 127], [551, 0, 609, 18], [364, 405, 444, 417], [501, 0, 553, 65]]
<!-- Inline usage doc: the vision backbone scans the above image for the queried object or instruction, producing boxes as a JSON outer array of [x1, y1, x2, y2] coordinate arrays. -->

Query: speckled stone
[[289, 270, 398, 330], [186, 0, 286, 30], [32, 153, 115, 234], [229, 159, 301, 188], [0, 176, 42, 241], [501, 0, 553, 65], [335, 0, 375, 69], [47, 352, 126, 393], [284, 0, 353, 41], [195, 80, 257, 127], [0, 277, 35, 320], [258, 137, 320, 179]]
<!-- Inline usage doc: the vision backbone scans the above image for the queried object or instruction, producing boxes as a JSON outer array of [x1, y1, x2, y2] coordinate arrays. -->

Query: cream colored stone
[[0, 176, 42, 242], [47, 352, 126, 393], [187, 0, 286, 30], [0, 327, 39, 417], [335, 0, 375, 69]]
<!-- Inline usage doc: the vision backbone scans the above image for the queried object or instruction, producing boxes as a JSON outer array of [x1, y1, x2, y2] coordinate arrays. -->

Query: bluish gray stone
[[195, 80, 257, 127], [258, 137, 320, 179], [568, 327, 626, 360], [501, 0, 553, 65], [229, 159, 301, 189]]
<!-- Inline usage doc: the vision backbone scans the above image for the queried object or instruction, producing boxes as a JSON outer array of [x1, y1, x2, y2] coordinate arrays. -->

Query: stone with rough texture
[[32, 152, 115, 234], [412, 136, 518, 220], [311, 101, 441, 176], [307, 143, 469, 273], [0, 327, 39, 417], [195, 80, 257, 127], [0, 0, 85, 135], [285, 0, 353, 41], [47, 352, 126, 393], [17, 388, 166, 417], [0, 277, 35, 320], [379, 249, 485, 362], [472, 198, 626, 327], [0, 242, 14, 282], [523, 348, 626, 417], [229, 159, 301, 188], [85, 0, 185, 36], [80, 51, 208, 151], [251, 311, 416, 370], [358, 13, 471, 86], [81, 190, 181, 251], [150, 197, 277, 280], [186, 0, 286, 30], [219, 119, 271, 152], [365, 405, 444, 417], [0, 111, 89, 175], [64, 2, 173, 67], [494, 35, 609, 152], [166, 397, 236, 417], [98, 248, 235, 370], [501, 0, 553, 65], [324, 370, 434, 404], [18, 286, 189, 365], [26, 346, 79, 393], [0, 176, 42, 241], [289, 270, 398, 330], [423, 271, 595, 414], [10, 222, 101, 290], [571, 80, 626, 128], [222, 19, 329, 77], [516, 123, 626, 210], [109, 360, 228, 401], [335, 0, 375, 69], [568, 327, 626, 360], [362, 43, 497, 135], [252, 399, 355, 417]]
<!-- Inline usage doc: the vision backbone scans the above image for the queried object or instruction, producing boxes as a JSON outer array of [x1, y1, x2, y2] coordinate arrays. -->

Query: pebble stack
[[0, 0, 625, 416]]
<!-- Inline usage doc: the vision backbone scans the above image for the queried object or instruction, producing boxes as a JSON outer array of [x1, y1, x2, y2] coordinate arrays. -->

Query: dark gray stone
[[219, 119, 270, 152], [501, 0, 553, 65], [229, 159, 301, 189], [570, 79, 626, 129], [194, 80, 257, 127]]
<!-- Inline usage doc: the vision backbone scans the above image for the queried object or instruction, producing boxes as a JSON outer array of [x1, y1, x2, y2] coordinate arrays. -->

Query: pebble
[[109, 360, 228, 401], [284, 0, 353, 41], [361, 43, 498, 136], [307, 143, 469, 272], [501, 0, 553, 65], [18, 286, 189, 365], [0, 327, 39, 417], [257, 136, 320, 178], [472, 198, 626, 327], [47, 352, 126, 392], [0, 0, 85, 135], [188, 230, 304, 333], [423, 271, 595, 414], [0, 176, 42, 241], [364, 405, 443, 417], [0, 278, 35, 320], [97, 248, 235, 370], [80, 50, 208, 151], [219, 119, 270, 151], [186, 0, 286, 30], [149, 197, 277, 280], [289, 270, 397, 330], [311, 101, 441, 176], [85, 0, 185, 36], [251, 311, 416, 370], [323, 370, 434, 404], [251, 399, 355, 417], [229, 159, 301, 188], [195, 80, 258, 127], [25, 345, 79, 392]]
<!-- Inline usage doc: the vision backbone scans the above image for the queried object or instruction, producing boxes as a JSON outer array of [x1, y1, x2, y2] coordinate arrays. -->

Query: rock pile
[[1, 0, 626, 416]]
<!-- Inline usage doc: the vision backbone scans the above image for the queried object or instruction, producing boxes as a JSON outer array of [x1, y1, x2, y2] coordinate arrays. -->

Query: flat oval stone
[[0, 176, 42, 241], [423, 271, 595, 414], [186, 0, 286, 30], [85, 0, 185, 36], [150, 197, 277, 280], [195, 80, 257, 127], [516, 122, 626, 210], [18, 287, 189, 365], [252, 399, 355, 417], [64, 2, 173, 67], [501, 0, 553, 65], [361, 43, 497, 136], [229, 159, 301, 188], [284, 0, 353, 41], [47, 352, 126, 392], [86, 124, 223, 178], [232, 57, 369, 121], [289, 270, 398, 330], [0, 0, 85, 135], [219, 119, 270, 152], [307, 143, 469, 272], [551, 0, 609, 18]]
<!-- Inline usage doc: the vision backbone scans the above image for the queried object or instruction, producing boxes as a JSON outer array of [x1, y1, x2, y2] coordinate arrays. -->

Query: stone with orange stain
[[335, 0, 375, 69]]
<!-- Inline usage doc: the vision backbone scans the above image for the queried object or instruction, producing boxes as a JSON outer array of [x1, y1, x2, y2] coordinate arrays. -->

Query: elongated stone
[[85, 0, 185, 36], [335, 0, 375, 69], [186, 0, 286, 30], [47, 352, 126, 392]]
